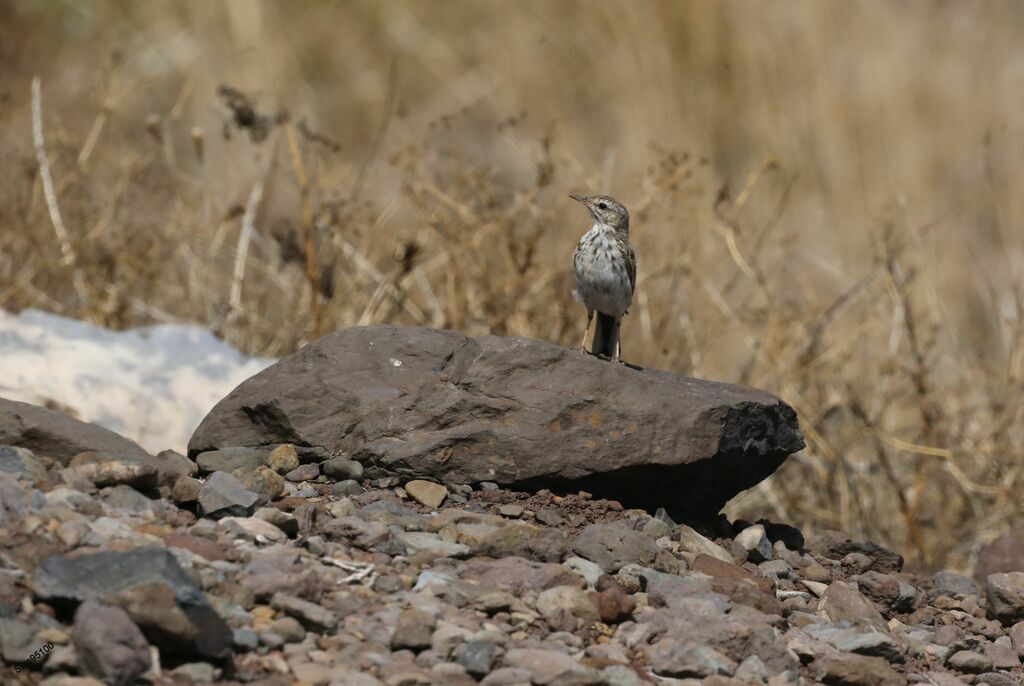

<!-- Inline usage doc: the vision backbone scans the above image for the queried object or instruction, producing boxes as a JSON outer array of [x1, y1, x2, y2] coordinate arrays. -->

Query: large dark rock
[[32, 546, 231, 660], [0, 398, 152, 466], [188, 327, 804, 515]]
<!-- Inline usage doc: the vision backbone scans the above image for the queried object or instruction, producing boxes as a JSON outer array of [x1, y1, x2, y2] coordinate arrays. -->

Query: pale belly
[[574, 230, 633, 316]]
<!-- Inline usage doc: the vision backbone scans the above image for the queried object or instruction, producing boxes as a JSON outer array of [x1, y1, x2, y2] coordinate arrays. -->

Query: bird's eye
[[598, 202, 607, 210]]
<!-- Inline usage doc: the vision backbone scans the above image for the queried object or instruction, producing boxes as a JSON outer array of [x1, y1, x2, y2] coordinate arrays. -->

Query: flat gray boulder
[[188, 327, 803, 516], [0, 398, 153, 466]]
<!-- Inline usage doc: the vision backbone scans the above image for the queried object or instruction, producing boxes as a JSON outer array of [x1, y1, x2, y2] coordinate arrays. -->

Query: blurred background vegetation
[[1, 1, 1021, 572]]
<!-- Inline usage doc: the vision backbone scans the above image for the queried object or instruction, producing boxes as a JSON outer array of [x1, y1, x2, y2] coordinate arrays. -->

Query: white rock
[[536, 586, 600, 624], [414, 570, 461, 592], [220, 516, 287, 543], [676, 524, 733, 563], [397, 531, 470, 558], [801, 579, 830, 597], [735, 524, 773, 562], [564, 556, 604, 588]]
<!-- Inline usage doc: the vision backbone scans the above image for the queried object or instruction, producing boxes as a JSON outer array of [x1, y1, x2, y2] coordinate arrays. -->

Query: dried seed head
[[190, 126, 204, 163], [144, 113, 162, 143]]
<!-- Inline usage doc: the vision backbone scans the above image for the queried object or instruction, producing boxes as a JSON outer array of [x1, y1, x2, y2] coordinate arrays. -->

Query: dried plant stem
[[887, 250, 935, 565], [414, 267, 443, 327], [284, 123, 323, 338], [229, 176, 266, 312], [31, 77, 89, 307], [77, 109, 107, 168], [339, 237, 426, 323]]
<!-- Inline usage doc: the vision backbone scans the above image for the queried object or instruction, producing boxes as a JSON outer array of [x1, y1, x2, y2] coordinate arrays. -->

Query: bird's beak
[[569, 194, 588, 205]]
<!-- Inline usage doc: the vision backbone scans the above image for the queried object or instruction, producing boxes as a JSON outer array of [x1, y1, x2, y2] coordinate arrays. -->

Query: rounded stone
[[285, 463, 320, 482], [322, 457, 364, 481], [265, 445, 300, 474], [268, 616, 306, 643], [987, 572, 1024, 625], [405, 480, 448, 509], [536, 585, 600, 624], [332, 480, 365, 497], [233, 465, 285, 501]]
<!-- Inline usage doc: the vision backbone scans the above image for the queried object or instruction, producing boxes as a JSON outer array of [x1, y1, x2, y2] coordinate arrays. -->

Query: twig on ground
[[324, 557, 375, 585]]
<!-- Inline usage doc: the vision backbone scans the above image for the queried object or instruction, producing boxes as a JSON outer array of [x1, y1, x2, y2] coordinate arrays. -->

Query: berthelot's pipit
[[570, 194, 636, 363]]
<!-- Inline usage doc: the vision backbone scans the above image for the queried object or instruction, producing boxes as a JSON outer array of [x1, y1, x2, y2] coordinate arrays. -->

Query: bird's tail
[[591, 313, 618, 357]]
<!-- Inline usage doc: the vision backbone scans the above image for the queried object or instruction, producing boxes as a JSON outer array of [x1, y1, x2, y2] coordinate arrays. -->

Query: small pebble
[[332, 479, 365, 497], [285, 463, 320, 482], [498, 504, 525, 518], [322, 457, 364, 480], [536, 509, 565, 526], [265, 445, 300, 474]]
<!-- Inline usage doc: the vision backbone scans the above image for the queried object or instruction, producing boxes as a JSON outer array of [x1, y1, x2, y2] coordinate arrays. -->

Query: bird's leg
[[611, 317, 625, 364], [579, 310, 594, 353]]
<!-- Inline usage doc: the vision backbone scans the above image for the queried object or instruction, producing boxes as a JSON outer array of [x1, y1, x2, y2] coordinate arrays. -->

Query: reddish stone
[[588, 586, 636, 623], [163, 533, 226, 561], [690, 553, 780, 615], [272, 497, 306, 511], [458, 557, 581, 594], [690, 553, 774, 595]]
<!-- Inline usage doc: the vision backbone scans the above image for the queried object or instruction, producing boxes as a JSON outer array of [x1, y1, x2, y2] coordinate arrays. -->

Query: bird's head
[[570, 194, 630, 233]]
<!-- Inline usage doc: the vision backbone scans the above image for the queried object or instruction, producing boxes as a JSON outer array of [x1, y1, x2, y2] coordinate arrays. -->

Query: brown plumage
[[570, 194, 636, 362]]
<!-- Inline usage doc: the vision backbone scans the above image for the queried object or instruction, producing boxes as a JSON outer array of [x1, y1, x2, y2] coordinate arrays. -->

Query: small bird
[[570, 194, 636, 363]]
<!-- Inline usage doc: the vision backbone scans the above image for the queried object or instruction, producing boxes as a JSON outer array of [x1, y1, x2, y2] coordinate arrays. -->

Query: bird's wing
[[572, 235, 588, 279], [621, 239, 637, 293]]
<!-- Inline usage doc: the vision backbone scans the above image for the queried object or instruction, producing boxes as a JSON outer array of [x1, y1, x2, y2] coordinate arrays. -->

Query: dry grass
[[1, 1, 1022, 571]]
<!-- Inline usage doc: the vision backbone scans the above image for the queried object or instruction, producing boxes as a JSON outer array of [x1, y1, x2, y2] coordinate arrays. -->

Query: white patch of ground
[[0, 309, 274, 454]]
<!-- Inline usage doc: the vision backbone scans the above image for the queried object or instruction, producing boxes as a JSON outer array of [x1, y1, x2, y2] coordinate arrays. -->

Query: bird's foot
[[577, 345, 590, 355]]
